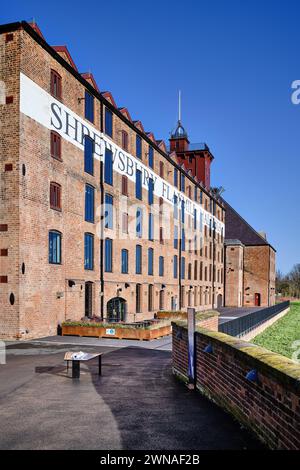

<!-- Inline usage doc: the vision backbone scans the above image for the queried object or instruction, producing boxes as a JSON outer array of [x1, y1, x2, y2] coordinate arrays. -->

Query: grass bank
[[253, 302, 300, 359]]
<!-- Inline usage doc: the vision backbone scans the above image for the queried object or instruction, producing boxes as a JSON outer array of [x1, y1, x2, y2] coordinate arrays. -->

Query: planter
[[62, 324, 171, 340]]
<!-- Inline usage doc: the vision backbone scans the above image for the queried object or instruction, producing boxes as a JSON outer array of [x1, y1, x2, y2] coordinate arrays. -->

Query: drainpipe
[[100, 101, 104, 320]]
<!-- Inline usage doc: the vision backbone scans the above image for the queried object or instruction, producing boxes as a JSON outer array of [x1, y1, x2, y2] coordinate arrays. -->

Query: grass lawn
[[253, 302, 300, 359]]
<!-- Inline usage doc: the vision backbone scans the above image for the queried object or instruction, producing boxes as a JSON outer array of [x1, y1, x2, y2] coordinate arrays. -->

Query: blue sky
[[2, 0, 299, 274]]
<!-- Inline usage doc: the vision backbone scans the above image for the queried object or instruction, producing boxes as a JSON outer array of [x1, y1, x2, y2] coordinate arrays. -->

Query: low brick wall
[[157, 311, 219, 331], [172, 322, 300, 449]]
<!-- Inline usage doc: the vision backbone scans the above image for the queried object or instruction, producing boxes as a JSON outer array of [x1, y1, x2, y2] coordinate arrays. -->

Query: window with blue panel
[[180, 174, 185, 192], [84, 136, 94, 175], [85, 90, 94, 123], [148, 213, 154, 241], [105, 193, 113, 229], [174, 168, 178, 188], [181, 257, 185, 279], [194, 186, 197, 202], [136, 135, 142, 159], [121, 249, 128, 274], [200, 190, 203, 204], [105, 238, 112, 272], [84, 233, 94, 270], [104, 148, 113, 185], [173, 255, 178, 279], [148, 248, 153, 275], [148, 178, 154, 205], [148, 146, 154, 168], [200, 212, 203, 232], [193, 208, 197, 230], [174, 195, 178, 219], [85, 184, 95, 223], [136, 169, 142, 200], [181, 228, 185, 251], [174, 225, 178, 249], [159, 256, 164, 276], [105, 108, 113, 137], [181, 200, 185, 224], [136, 245, 142, 274], [49, 230, 61, 264], [136, 208, 143, 238]]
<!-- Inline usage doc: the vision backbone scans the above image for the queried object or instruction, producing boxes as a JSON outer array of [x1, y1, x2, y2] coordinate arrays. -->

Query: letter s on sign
[[291, 80, 300, 104]]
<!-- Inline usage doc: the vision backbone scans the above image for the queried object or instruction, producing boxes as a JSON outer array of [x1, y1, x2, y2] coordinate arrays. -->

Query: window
[[105, 238, 112, 272], [159, 161, 164, 178], [174, 225, 178, 249], [159, 226, 164, 244], [181, 257, 185, 279], [121, 175, 128, 196], [148, 284, 154, 311], [200, 261, 203, 281], [148, 146, 154, 168], [174, 195, 178, 219], [105, 108, 113, 137], [188, 186, 191, 199], [194, 186, 197, 202], [120, 130, 128, 151], [159, 290, 165, 310], [173, 255, 178, 278], [194, 208, 197, 229], [181, 200, 185, 224], [194, 261, 198, 280], [122, 212, 128, 233], [136, 135, 142, 159], [84, 136, 94, 175], [136, 169, 142, 200], [49, 230, 61, 264], [181, 228, 185, 251], [174, 168, 178, 188], [105, 194, 113, 229], [188, 263, 192, 280], [50, 69, 62, 99], [148, 248, 153, 275], [148, 178, 154, 205], [136, 245, 142, 274], [85, 184, 94, 222], [200, 191, 203, 205], [50, 182, 61, 211], [148, 213, 154, 241], [136, 208, 143, 238], [85, 90, 94, 123], [50, 131, 61, 160], [136, 284, 142, 313], [104, 148, 113, 185], [121, 249, 128, 273], [84, 233, 94, 270], [180, 173, 185, 192], [159, 256, 164, 276]]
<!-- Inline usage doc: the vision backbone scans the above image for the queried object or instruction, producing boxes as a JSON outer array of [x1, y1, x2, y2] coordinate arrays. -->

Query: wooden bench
[[64, 351, 102, 379]]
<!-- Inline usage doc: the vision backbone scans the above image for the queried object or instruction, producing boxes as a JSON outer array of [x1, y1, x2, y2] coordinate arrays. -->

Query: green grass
[[253, 302, 300, 359]]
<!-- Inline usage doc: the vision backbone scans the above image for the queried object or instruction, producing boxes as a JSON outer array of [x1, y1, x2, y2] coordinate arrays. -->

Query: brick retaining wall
[[172, 322, 300, 449]]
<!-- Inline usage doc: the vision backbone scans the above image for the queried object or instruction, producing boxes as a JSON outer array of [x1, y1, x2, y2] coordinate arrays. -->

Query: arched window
[[49, 230, 62, 264], [50, 182, 61, 210], [50, 69, 62, 99], [121, 130, 128, 151]]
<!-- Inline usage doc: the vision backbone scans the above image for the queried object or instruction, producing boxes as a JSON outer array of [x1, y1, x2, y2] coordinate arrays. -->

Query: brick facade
[[0, 22, 225, 339]]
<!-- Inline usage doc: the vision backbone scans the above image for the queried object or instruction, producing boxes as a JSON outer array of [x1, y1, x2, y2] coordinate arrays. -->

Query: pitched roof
[[222, 199, 276, 250]]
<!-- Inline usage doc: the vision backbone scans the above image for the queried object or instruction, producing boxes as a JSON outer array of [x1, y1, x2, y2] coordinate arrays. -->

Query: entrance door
[[85, 282, 93, 318], [255, 293, 261, 306], [217, 294, 223, 308], [107, 297, 127, 322]]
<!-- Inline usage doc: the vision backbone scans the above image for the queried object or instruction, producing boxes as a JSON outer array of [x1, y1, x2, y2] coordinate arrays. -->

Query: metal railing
[[219, 301, 290, 338]]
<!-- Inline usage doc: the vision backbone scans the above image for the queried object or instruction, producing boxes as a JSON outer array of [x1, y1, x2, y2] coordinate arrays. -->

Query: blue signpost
[[187, 307, 195, 389]]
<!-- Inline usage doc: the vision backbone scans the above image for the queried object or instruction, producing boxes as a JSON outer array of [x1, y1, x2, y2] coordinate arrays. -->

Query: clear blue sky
[[2, 0, 299, 274]]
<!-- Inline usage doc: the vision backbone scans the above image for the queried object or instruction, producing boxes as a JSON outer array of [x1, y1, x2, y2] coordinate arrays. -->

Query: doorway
[[255, 293, 261, 306], [85, 282, 93, 318], [107, 297, 127, 322]]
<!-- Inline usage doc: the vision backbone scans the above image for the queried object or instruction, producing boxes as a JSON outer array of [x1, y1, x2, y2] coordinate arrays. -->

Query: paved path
[[217, 306, 263, 324], [0, 340, 264, 450]]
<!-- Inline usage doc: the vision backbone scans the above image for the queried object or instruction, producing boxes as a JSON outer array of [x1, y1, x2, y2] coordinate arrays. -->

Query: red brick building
[[0, 21, 225, 339]]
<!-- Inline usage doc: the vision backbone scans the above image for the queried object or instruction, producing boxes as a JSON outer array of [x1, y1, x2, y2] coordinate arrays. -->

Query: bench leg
[[72, 360, 80, 379], [98, 355, 102, 376]]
